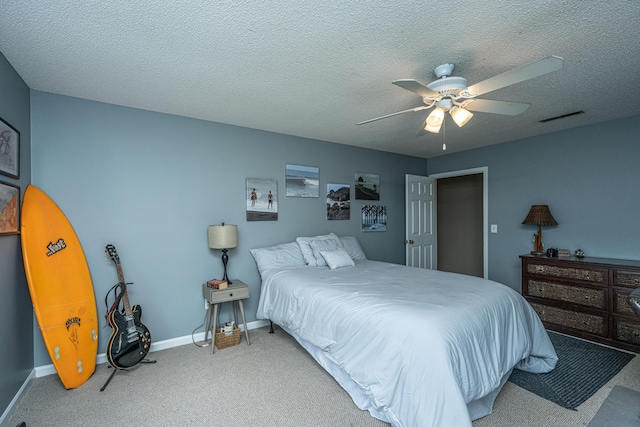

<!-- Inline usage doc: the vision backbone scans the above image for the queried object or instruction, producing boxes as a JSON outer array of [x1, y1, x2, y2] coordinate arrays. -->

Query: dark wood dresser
[[520, 254, 640, 353]]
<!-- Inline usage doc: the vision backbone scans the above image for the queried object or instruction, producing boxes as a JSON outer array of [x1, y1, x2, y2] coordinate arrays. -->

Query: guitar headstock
[[105, 244, 120, 264]]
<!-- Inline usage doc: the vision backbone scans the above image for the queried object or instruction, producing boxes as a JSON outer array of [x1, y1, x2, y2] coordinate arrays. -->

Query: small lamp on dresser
[[522, 205, 558, 256], [208, 223, 238, 284]]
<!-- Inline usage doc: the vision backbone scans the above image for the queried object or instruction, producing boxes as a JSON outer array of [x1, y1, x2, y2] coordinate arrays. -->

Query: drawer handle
[[229, 293, 233, 297]]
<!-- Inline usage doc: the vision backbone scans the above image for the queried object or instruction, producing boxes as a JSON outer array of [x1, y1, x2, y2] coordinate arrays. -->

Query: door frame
[[430, 167, 488, 279]]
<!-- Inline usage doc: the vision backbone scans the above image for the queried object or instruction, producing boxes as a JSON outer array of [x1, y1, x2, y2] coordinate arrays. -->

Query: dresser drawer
[[530, 302, 606, 336], [615, 319, 640, 346], [614, 289, 637, 316], [526, 263, 605, 284], [526, 279, 605, 309], [203, 283, 250, 304], [614, 270, 640, 288]]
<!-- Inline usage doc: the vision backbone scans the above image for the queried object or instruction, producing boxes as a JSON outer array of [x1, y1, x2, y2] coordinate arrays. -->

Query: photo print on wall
[[0, 117, 20, 179], [0, 181, 20, 235], [285, 164, 319, 197], [362, 205, 386, 232], [246, 178, 278, 221], [355, 172, 379, 200], [326, 183, 350, 220]]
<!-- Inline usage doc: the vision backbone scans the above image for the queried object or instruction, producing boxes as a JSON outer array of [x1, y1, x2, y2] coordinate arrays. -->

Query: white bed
[[251, 234, 557, 427]]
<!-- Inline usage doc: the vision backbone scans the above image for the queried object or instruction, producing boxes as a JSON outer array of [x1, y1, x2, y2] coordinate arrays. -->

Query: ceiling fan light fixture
[[426, 107, 445, 127], [450, 107, 473, 127], [424, 122, 442, 134]]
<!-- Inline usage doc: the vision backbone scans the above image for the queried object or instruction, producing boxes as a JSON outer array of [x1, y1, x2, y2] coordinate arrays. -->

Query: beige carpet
[[6, 326, 640, 427]]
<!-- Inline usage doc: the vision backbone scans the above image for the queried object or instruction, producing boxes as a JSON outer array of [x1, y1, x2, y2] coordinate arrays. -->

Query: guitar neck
[[115, 263, 134, 317]]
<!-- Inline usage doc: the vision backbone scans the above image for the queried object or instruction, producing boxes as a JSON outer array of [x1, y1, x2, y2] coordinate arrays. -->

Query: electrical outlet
[[491, 224, 498, 233], [204, 299, 209, 310]]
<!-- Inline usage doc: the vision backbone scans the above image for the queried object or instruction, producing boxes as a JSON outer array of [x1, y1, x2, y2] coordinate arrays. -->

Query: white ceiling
[[2, 1, 639, 158]]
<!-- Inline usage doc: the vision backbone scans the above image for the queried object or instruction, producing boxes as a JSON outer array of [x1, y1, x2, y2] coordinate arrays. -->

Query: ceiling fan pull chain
[[442, 118, 447, 150]]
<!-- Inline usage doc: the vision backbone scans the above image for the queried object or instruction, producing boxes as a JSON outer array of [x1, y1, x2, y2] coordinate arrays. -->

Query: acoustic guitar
[[105, 244, 151, 369]]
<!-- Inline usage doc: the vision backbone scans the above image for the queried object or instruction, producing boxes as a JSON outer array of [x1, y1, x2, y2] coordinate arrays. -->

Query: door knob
[[404, 240, 414, 244]]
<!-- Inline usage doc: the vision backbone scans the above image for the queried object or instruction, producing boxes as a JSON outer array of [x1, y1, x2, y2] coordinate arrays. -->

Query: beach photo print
[[285, 164, 319, 198], [246, 178, 278, 221]]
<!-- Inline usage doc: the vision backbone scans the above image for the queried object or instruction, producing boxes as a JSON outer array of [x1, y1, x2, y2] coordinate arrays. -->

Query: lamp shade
[[208, 224, 238, 249], [424, 121, 442, 134], [522, 205, 558, 226], [450, 107, 473, 127], [426, 107, 445, 127]]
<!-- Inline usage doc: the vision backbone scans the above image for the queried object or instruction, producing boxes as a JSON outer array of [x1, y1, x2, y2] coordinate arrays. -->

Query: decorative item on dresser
[[521, 254, 640, 353], [521, 204, 558, 256]]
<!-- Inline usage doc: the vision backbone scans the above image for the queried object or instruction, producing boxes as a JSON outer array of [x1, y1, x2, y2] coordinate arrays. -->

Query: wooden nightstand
[[202, 280, 251, 354]]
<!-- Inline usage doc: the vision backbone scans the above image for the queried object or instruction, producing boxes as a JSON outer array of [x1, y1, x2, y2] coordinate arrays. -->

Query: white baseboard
[[2, 319, 270, 422], [0, 369, 35, 426]]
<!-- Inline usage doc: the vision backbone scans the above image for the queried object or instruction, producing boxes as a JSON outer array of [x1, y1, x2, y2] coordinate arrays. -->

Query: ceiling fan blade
[[465, 99, 531, 115], [357, 105, 429, 125], [393, 79, 440, 97], [467, 56, 564, 96]]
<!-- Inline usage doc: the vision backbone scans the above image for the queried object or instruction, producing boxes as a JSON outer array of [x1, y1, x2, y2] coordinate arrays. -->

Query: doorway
[[430, 167, 487, 279], [437, 174, 484, 277]]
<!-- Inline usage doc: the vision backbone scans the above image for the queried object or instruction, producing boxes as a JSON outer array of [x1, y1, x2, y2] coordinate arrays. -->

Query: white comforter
[[257, 260, 557, 427]]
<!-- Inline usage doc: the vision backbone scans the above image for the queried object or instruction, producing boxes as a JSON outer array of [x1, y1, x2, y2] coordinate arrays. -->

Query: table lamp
[[208, 223, 238, 284], [522, 205, 558, 256]]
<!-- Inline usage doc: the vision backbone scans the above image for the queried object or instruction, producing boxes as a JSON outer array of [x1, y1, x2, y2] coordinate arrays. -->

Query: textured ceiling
[[1, 1, 639, 158]]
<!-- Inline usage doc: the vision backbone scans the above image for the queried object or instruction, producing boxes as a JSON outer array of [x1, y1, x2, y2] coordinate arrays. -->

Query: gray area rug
[[586, 385, 640, 427], [509, 332, 635, 410]]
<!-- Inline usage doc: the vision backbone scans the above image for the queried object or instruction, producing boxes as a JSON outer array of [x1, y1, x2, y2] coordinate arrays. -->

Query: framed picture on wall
[[0, 181, 20, 235], [326, 183, 350, 220], [285, 164, 319, 197], [355, 172, 379, 200], [0, 117, 20, 179], [361, 205, 387, 232], [246, 178, 278, 221]]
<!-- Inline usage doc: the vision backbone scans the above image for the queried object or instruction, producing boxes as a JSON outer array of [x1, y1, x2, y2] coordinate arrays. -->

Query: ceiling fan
[[357, 56, 564, 136]]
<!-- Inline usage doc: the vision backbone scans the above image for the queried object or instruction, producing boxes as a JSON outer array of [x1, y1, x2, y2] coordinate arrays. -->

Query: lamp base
[[530, 251, 546, 257], [221, 249, 233, 284]]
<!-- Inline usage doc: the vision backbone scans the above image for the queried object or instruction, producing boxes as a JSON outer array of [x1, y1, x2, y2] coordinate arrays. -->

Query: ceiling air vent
[[539, 110, 585, 123]]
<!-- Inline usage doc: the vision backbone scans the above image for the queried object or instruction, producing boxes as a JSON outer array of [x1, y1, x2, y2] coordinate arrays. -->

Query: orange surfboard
[[20, 185, 98, 389]]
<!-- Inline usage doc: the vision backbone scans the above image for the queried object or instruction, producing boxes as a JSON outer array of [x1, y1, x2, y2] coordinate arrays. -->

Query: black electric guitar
[[105, 244, 151, 369]]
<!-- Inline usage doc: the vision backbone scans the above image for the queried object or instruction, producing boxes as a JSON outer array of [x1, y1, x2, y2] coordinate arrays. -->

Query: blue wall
[[428, 115, 640, 291], [0, 52, 31, 419], [30, 91, 428, 366]]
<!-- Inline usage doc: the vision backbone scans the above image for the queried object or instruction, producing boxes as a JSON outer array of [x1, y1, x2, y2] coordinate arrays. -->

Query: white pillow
[[309, 238, 344, 267], [339, 236, 367, 260], [296, 233, 344, 266], [321, 248, 355, 270], [250, 242, 306, 277]]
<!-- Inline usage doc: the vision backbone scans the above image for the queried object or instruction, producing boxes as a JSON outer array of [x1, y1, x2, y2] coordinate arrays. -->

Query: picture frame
[[0, 117, 20, 179], [285, 164, 319, 197], [361, 205, 387, 232], [355, 172, 379, 200], [0, 181, 20, 235], [326, 183, 350, 220], [246, 178, 278, 221]]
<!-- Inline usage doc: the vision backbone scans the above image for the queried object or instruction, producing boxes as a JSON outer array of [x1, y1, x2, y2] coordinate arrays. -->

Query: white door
[[405, 174, 436, 269]]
